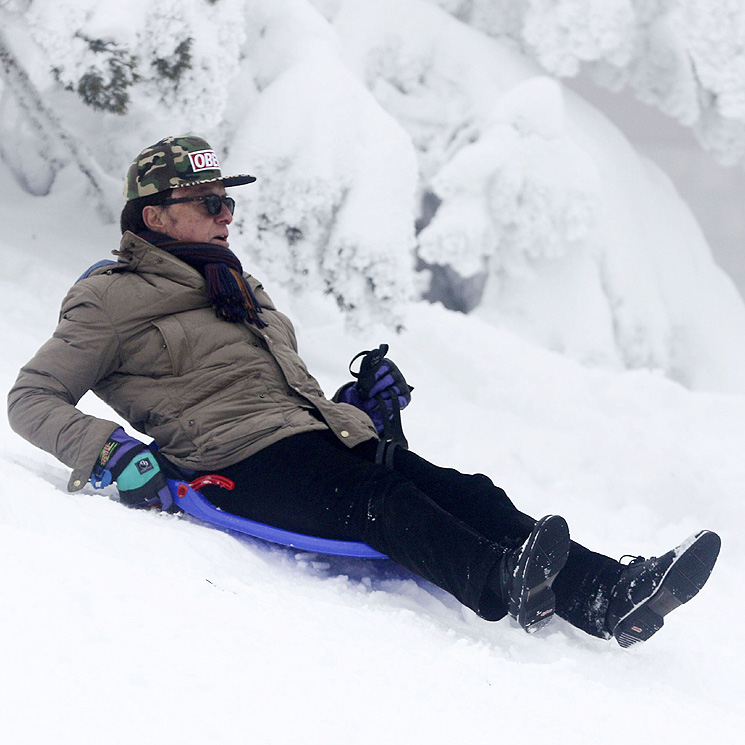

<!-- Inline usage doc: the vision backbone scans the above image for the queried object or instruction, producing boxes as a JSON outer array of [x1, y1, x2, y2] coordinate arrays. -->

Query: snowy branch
[[0, 30, 116, 220]]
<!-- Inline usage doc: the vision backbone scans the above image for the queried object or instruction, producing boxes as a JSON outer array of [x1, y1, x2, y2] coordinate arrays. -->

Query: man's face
[[148, 182, 234, 247]]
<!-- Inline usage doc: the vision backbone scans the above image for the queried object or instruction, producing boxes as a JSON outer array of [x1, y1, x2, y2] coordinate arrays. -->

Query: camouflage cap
[[124, 135, 256, 200]]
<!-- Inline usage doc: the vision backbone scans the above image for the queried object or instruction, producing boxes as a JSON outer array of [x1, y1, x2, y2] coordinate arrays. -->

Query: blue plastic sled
[[168, 477, 388, 559]]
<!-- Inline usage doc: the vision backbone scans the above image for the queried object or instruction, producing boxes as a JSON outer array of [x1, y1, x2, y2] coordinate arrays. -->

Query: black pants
[[196, 430, 622, 637]]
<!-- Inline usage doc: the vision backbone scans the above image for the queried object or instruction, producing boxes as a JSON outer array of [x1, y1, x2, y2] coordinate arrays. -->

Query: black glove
[[333, 344, 412, 446]]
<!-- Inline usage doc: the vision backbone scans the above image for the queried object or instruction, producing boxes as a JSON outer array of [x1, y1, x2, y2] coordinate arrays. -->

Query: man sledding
[[8, 135, 721, 647]]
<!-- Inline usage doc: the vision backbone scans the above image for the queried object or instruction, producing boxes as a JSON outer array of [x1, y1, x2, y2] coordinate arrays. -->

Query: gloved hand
[[91, 428, 173, 510], [333, 344, 412, 445]]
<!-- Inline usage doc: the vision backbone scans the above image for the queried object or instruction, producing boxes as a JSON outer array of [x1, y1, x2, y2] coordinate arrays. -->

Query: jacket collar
[[114, 231, 205, 286], [113, 232, 264, 295]]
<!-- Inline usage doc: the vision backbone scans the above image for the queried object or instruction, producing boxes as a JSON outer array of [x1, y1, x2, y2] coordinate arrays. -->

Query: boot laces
[[619, 554, 646, 566]]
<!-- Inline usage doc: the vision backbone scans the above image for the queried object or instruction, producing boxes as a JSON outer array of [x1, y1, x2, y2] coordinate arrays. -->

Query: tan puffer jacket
[[7, 232, 377, 491]]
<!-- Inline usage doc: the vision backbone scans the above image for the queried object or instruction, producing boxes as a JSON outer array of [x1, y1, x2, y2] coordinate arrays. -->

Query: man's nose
[[217, 204, 233, 223]]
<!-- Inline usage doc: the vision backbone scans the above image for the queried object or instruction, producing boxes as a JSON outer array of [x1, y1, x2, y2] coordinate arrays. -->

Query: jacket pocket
[[151, 316, 191, 376]]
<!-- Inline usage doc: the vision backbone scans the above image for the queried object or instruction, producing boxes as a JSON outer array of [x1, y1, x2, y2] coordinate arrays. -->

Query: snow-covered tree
[[428, 0, 745, 167], [2, 0, 745, 391], [229, 0, 418, 329], [321, 0, 745, 392], [0, 0, 417, 328]]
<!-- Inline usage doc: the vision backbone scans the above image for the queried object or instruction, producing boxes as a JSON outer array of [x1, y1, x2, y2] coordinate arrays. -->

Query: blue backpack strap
[[76, 259, 118, 283]]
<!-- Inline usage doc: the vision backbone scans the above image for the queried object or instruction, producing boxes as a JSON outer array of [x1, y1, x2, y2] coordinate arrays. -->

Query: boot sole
[[511, 515, 571, 633], [613, 530, 721, 648]]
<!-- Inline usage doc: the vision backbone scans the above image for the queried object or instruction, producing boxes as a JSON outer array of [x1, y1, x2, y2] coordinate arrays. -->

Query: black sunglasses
[[160, 194, 236, 216]]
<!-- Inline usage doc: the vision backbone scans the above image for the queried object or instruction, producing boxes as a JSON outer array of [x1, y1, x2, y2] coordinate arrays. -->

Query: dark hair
[[120, 190, 173, 234]]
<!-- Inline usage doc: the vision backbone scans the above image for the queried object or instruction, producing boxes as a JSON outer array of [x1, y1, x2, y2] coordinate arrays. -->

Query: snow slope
[[1, 158, 744, 744]]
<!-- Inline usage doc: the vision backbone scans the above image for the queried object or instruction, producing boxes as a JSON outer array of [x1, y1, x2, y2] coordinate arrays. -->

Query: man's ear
[[142, 205, 167, 232]]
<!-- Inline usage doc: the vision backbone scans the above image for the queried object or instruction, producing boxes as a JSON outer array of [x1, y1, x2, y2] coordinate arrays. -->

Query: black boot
[[605, 530, 721, 648], [497, 515, 571, 633]]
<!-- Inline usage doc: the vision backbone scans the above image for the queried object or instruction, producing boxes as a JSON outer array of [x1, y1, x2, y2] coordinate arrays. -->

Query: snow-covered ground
[[2, 157, 744, 744]]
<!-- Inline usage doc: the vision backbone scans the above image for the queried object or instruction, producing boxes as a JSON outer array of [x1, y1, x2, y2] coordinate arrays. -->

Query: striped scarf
[[140, 231, 267, 327]]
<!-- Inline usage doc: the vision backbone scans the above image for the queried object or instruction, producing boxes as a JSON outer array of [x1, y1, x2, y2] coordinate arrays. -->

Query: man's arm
[[7, 282, 123, 491]]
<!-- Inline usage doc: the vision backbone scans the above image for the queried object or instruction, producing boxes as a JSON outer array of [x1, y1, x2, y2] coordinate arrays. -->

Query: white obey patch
[[188, 149, 221, 173]]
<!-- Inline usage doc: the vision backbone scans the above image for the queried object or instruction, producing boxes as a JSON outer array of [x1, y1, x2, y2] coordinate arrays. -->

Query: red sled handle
[[175, 474, 235, 499]]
